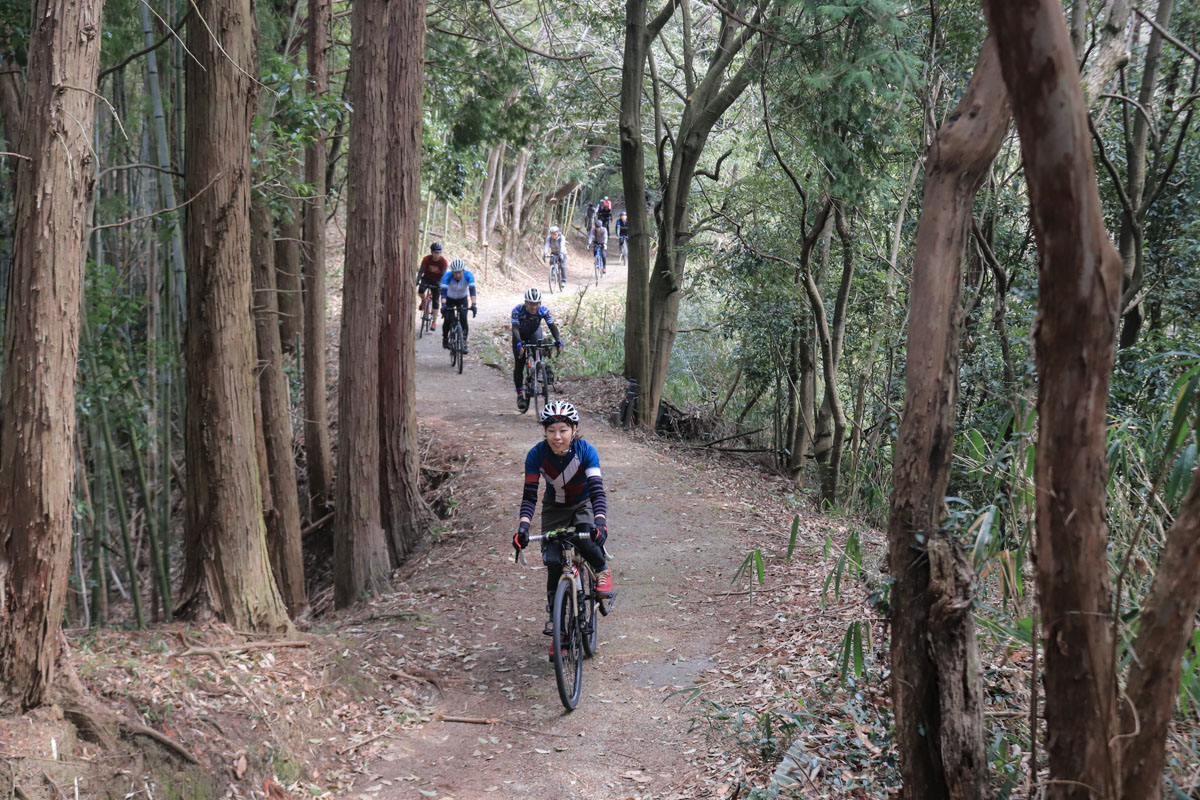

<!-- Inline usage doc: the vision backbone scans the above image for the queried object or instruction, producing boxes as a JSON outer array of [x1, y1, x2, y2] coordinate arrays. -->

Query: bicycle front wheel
[[535, 362, 550, 410], [581, 570, 599, 658], [449, 326, 458, 367], [552, 577, 583, 710], [455, 327, 464, 374]]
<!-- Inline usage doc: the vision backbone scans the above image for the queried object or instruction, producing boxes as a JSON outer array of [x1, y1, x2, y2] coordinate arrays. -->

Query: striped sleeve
[[587, 474, 607, 519], [579, 441, 606, 518], [519, 445, 541, 520]]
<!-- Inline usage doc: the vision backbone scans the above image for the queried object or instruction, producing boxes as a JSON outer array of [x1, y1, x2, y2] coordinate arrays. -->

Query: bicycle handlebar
[[515, 528, 611, 563]]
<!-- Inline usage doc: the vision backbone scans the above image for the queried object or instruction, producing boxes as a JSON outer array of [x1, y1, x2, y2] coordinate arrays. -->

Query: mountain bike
[[518, 528, 612, 710], [417, 286, 435, 338], [521, 342, 557, 414], [593, 244, 606, 283], [547, 252, 566, 293], [446, 305, 466, 374], [619, 234, 628, 265]]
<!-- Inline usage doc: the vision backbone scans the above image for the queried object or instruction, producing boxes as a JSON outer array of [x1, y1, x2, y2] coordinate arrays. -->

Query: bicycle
[[521, 342, 557, 414], [417, 286, 435, 338], [593, 244, 606, 283], [446, 305, 466, 374], [517, 527, 612, 710], [619, 234, 628, 265], [547, 252, 566, 293]]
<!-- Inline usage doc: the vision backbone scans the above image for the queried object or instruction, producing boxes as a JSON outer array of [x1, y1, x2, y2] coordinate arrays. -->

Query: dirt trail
[[368, 241, 760, 799]]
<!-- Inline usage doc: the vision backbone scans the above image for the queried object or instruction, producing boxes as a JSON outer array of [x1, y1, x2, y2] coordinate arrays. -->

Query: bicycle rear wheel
[[581, 569, 599, 658], [552, 578, 582, 710]]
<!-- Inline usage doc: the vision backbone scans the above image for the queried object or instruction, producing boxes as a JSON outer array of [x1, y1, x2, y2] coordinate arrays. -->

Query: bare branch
[[484, 0, 589, 61]]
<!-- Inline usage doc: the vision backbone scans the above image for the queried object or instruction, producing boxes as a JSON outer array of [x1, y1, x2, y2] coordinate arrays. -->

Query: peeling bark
[[0, 0, 105, 709]]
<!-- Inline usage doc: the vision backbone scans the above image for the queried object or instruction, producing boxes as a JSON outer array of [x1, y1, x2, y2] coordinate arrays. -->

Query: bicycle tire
[[455, 326, 464, 374], [621, 239, 628, 265], [449, 325, 459, 368], [522, 363, 535, 414], [552, 577, 582, 710], [535, 362, 550, 410], [581, 569, 599, 658]]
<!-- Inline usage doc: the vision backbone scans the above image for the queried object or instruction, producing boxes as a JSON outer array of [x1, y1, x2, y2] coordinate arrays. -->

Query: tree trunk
[[1117, 0, 1174, 348], [1119, 472, 1200, 799], [638, 11, 764, 427], [619, 0, 658, 427], [379, 0, 430, 566], [985, 2, 1125, 797], [477, 144, 501, 245], [140, 0, 186, 327], [178, 0, 291, 632], [0, 0, 104, 709], [335, 0, 393, 606], [887, 37, 1009, 800], [275, 198, 304, 353], [251, 197, 308, 618], [303, 0, 334, 522]]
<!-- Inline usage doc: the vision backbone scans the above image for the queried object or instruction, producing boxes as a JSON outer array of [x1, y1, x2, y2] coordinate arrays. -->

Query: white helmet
[[524, 288, 542, 304], [540, 400, 579, 425], [450, 258, 466, 273], [549, 226, 560, 234]]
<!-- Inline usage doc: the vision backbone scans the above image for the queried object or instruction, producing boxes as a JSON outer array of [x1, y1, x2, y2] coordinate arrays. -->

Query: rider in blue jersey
[[440, 259, 477, 352], [512, 288, 563, 412]]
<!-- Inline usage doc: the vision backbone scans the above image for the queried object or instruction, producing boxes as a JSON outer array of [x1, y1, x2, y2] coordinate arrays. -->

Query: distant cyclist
[[511, 400, 613, 640], [416, 242, 449, 329], [584, 202, 596, 231], [439, 258, 477, 352], [543, 226, 569, 282], [597, 196, 613, 232], [512, 287, 564, 412], [587, 220, 608, 273], [614, 211, 628, 244]]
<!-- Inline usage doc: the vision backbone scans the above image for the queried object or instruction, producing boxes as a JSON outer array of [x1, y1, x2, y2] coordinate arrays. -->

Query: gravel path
[[370, 241, 756, 799]]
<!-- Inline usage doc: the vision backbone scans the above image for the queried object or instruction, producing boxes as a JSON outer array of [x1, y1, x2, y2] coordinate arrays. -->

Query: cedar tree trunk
[[178, 0, 290, 631], [0, 0, 104, 709], [335, 0, 392, 605], [303, 0, 334, 521], [251, 197, 308, 617], [379, 0, 429, 565]]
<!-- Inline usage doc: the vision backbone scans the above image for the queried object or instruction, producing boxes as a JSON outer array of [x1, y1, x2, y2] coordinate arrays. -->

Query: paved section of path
[[372, 241, 754, 799]]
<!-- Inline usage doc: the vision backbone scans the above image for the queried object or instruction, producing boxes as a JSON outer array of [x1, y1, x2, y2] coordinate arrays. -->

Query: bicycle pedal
[[598, 591, 616, 616]]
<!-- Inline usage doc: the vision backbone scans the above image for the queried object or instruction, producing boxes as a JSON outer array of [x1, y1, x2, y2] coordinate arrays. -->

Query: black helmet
[[431, 242, 443, 253]]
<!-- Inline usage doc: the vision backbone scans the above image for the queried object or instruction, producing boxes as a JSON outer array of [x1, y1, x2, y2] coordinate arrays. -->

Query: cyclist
[[511, 400, 613, 639], [439, 258, 477, 353], [587, 219, 608, 274], [584, 202, 596, 231], [597, 196, 613, 232], [614, 211, 628, 250], [416, 242, 449, 329], [512, 287, 564, 412], [543, 225, 569, 283]]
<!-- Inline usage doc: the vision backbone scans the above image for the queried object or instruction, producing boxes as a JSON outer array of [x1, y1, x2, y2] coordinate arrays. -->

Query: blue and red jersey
[[520, 438, 608, 519]]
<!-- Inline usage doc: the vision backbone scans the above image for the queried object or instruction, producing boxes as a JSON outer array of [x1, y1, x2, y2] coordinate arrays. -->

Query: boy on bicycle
[[512, 288, 564, 412], [587, 220, 608, 274], [512, 400, 613, 638], [440, 258, 477, 352], [416, 242, 448, 329], [542, 226, 568, 282]]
